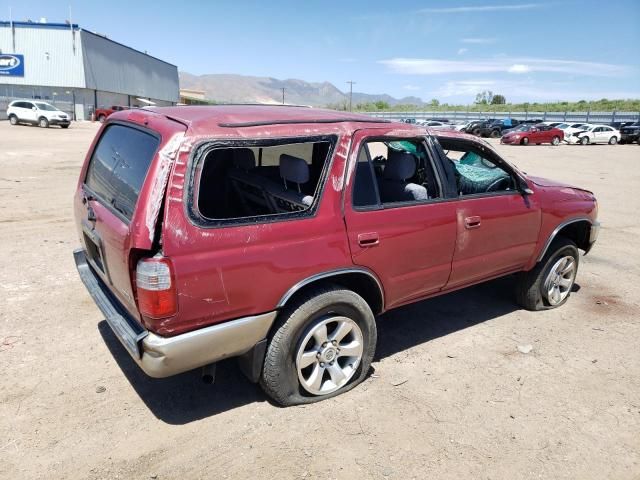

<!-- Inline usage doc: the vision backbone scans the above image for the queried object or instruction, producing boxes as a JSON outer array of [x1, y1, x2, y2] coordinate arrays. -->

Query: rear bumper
[[74, 248, 277, 378]]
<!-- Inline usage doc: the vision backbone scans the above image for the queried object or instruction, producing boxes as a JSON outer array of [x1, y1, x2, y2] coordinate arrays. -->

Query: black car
[[464, 119, 498, 135], [620, 123, 640, 144], [477, 118, 521, 138]]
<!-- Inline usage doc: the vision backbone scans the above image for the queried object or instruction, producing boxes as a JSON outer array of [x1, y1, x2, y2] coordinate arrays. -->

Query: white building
[[0, 20, 179, 120]]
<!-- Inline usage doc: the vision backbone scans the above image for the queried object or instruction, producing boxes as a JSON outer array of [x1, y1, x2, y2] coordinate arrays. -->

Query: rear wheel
[[261, 285, 377, 406], [580, 136, 589, 145], [9, 115, 18, 125], [521, 137, 529, 145], [608, 136, 617, 145], [551, 136, 560, 146], [490, 129, 500, 138], [98, 114, 106, 123], [516, 237, 579, 311], [472, 128, 481, 136], [38, 117, 49, 128]]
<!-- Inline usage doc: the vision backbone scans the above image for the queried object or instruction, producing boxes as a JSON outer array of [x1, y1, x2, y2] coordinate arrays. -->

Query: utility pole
[[281, 88, 285, 105], [346, 81, 356, 112]]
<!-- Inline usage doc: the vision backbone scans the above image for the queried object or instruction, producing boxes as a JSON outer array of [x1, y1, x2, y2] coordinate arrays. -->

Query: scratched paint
[[145, 132, 185, 243]]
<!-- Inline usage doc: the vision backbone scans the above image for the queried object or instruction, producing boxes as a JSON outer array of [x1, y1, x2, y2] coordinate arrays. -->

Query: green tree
[[491, 94, 506, 105]]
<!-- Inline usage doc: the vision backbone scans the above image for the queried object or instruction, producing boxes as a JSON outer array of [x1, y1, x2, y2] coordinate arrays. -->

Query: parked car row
[[399, 117, 640, 145]]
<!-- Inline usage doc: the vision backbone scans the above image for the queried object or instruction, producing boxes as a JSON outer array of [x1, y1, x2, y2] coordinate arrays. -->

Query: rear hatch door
[[74, 113, 186, 322]]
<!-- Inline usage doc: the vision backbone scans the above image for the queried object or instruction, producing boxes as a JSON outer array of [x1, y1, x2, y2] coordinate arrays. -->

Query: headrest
[[233, 148, 256, 170], [280, 154, 309, 184], [384, 151, 416, 181]]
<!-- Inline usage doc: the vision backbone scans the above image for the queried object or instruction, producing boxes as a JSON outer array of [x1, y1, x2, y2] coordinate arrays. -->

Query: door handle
[[464, 216, 481, 229], [358, 232, 379, 247]]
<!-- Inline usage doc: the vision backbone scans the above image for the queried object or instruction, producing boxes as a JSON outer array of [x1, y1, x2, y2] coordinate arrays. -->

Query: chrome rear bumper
[[74, 248, 277, 378]]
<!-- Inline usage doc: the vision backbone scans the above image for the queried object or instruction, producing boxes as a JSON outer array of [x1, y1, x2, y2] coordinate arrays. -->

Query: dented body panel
[[73, 105, 598, 379]]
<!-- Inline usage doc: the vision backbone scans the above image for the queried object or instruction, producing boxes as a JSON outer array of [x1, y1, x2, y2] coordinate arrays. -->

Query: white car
[[568, 124, 621, 145], [556, 122, 590, 142], [7, 100, 71, 128]]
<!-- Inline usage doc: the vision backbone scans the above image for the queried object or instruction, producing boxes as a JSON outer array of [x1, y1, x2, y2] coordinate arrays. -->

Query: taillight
[[136, 256, 177, 319]]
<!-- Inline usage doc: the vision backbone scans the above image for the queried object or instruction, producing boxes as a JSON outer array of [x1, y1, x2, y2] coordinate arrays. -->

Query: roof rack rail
[[219, 118, 392, 128]]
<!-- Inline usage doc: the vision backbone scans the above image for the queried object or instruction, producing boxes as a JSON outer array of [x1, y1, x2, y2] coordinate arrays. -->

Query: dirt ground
[[1, 121, 638, 480]]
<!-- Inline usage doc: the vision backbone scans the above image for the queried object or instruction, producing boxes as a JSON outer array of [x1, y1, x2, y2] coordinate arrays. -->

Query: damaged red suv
[[73, 106, 599, 405]]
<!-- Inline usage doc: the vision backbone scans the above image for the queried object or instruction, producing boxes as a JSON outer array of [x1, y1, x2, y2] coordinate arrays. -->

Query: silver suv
[[7, 100, 70, 128]]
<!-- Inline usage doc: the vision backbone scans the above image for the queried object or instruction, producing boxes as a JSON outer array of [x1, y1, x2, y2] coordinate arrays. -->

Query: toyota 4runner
[[73, 106, 599, 405]]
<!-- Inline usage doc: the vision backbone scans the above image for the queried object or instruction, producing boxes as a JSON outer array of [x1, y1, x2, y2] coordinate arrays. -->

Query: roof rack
[[218, 118, 392, 128]]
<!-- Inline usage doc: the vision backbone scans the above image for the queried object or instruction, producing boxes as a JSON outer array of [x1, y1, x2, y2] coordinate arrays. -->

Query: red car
[[501, 124, 564, 145], [94, 105, 129, 123], [73, 106, 599, 405]]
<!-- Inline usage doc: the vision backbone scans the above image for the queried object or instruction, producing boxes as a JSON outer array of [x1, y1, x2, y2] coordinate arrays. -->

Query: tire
[[516, 237, 579, 311], [38, 117, 49, 128], [260, 285, 377, 406], [490, 129, 500, 138], [61, 125, 70, 129], [9, 115, 18, 126], [608, 136, 617, 145], [472, 128, 481, 136], [551, 136, 560, 146], [98, 114, 106, 123], [521, 137, 529, 145], [580, 136, 589, 145]]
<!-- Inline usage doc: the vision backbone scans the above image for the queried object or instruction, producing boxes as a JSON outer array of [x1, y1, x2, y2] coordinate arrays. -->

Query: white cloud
[[421, 3, 542, 14], [402, 84, 421, 91], [461, 38, 496, 44], [378, 57, 630, 77], [457, 48, 468, 55], [508, 64, 531, 74], [431, 79, 640, 101]]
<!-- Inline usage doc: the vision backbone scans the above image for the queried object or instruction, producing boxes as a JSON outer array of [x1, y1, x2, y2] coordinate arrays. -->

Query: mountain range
[[179, 72, 425, 107]]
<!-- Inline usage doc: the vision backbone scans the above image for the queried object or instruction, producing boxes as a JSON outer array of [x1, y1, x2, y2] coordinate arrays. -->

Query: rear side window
[[84, 124, 159, 220]]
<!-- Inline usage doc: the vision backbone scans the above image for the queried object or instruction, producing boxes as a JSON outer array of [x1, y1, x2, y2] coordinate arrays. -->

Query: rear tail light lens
[[136, 256, 177, 319]]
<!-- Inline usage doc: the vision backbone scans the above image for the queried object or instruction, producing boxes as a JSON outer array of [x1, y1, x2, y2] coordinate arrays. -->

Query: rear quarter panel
[[158, 130, 354, 336]]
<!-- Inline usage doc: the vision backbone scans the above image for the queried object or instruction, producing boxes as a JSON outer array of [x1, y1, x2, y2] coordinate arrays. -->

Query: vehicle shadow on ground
[[98, 275, 546, 424]]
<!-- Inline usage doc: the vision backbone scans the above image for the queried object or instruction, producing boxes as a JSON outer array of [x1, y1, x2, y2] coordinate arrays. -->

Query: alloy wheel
[[543, 255, 576, 306], [296, 316, 364, 396]]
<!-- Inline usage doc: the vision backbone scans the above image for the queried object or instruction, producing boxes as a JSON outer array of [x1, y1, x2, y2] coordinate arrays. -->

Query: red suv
[[73, 106, 599, 405]]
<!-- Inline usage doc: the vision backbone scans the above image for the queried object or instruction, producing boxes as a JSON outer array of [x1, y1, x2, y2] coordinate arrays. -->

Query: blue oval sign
[[0, 54, 24, 76]]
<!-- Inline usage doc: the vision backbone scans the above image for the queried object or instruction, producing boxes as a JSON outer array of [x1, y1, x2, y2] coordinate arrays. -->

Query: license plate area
[[82, 223, 110, 282]]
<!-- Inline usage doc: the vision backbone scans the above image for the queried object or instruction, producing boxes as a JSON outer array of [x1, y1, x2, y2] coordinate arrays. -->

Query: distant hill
[[179, 72, 425, 107]]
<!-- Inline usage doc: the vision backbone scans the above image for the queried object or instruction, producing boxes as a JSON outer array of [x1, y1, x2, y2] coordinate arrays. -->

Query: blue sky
[[4, 0, 640, 102]]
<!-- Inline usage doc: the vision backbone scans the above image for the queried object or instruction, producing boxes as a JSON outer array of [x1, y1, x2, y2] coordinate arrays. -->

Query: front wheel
[[516, 237, 579, 311], [580, 136, 589, 145], [261, 285, 377, 406], [551, 136, 560, 146], [608, 136, 618, 145], [490, 129, 500, 138], [521, 137, 529, 145], [38, 117, 49, 128]]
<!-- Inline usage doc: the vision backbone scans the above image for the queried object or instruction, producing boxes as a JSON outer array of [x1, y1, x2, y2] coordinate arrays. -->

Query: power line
[[281, 88, 285, 105], [346, 81, 356, 112]]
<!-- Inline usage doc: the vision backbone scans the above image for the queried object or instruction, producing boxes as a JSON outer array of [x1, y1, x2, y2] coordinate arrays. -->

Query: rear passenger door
[[344, 129, 458, 309], [20, 101, 36, 123]]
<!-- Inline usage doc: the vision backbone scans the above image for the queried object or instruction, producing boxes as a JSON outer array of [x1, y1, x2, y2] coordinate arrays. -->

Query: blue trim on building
[[0, 21, 79, 29]]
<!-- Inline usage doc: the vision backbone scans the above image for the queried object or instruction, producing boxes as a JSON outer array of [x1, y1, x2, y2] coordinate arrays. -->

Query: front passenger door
[[436, 137, 541, 289]]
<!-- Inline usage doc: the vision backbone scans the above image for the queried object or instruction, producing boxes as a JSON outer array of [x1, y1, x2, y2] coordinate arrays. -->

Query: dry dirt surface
[[1, 121, 639, 480]]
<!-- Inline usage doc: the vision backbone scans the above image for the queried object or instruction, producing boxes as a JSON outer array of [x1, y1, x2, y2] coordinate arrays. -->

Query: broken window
[[195, 139, 333, 221]]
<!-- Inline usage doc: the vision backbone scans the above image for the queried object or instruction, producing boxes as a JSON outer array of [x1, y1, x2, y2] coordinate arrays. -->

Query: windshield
[[570, 123, 585, 128], [514, 125, 531, 132], [34, 102, 59, 111], [557, 123, 569, 129]]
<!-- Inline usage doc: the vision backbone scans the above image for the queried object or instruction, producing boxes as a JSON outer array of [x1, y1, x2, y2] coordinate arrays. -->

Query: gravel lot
[[1, 121, 638, 480]]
